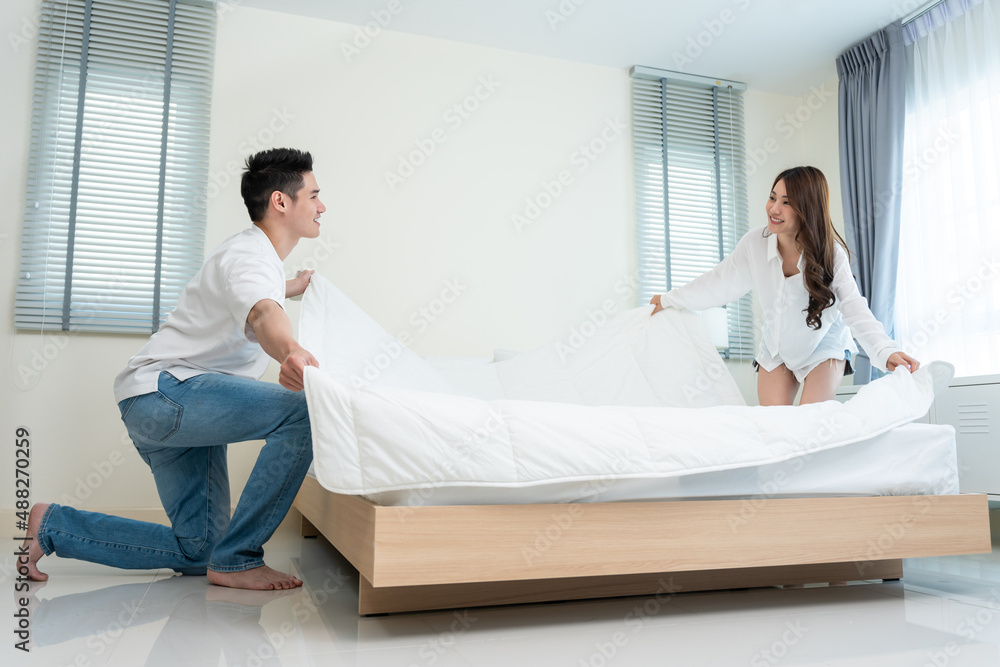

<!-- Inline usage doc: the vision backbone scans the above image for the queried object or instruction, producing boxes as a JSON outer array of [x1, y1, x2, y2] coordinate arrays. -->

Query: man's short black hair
[[241, 148, 314, 222]]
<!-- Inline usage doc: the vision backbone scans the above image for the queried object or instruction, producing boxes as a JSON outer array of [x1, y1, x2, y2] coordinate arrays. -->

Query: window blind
[[16, 0, 216, 334], [631, 66, 754, 359]]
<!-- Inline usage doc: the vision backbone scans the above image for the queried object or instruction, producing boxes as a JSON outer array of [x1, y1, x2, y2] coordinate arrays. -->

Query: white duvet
[[300, 276, 955, 497], [299, 276, 745, 408]]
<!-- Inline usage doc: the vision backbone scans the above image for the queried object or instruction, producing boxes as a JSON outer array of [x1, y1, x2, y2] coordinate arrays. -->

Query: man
[[23, 148, 325, 590]]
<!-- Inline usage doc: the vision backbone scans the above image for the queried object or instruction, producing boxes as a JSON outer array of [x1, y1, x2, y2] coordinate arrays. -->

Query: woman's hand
[[886, 351, 920, 373], [650, 294, 664, 315]]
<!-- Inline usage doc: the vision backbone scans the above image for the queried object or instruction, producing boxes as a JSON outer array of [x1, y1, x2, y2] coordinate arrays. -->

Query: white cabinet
[[933, 377, 1000, 495]]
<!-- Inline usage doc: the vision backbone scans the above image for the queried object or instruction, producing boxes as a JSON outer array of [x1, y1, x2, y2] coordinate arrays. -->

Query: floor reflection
[[7, 532, 1000, 667], [29, 574, 298, 665]]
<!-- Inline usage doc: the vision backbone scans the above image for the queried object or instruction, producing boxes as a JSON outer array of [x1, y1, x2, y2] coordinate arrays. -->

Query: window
[[630, 67, 753, 358], [895, 0, 1000, 377], [15, 0, 217, 334]]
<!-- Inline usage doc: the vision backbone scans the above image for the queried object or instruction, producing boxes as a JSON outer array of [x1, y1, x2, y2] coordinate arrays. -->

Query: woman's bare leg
[[757, 364, 800, 406], [800, 359, 847, 405]]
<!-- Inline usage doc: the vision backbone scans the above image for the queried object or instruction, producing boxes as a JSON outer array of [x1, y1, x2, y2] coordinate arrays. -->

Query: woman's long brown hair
[[770, 166, 851, 330]]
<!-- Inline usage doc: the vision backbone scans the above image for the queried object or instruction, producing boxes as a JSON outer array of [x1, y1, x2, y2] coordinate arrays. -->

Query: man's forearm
[[247, 299, 302, 364]]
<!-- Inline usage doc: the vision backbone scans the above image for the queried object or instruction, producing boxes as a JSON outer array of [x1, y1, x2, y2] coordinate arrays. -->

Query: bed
[[293, 480, 989, 615], [292, 277, 992, 615]]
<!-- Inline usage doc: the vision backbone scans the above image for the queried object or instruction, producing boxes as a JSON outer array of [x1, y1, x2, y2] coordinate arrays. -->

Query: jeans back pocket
[[120, 392, 183, 444]]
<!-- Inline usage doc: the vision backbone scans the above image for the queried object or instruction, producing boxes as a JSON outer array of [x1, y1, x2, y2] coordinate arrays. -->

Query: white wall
[[0, 1, 843, 514], [209, 6, 634, 356], [744, 76, 843, 234]]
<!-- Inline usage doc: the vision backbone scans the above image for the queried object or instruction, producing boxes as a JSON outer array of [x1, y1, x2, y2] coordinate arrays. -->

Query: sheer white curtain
[[896, 0, 1000, 377]]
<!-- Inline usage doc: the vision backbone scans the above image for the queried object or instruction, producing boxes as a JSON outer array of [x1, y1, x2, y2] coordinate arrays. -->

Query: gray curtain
[[837, 22, 906, 384]]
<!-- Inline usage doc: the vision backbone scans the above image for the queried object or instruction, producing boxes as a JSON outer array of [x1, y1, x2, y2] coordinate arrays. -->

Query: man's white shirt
[[114, 226, 285, 403]]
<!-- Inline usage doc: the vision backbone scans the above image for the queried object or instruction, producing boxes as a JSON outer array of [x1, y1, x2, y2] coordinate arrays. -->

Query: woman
[[650, 166, 919, 405]]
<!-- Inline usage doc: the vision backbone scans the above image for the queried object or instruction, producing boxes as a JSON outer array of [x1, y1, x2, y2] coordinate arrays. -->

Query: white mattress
[[360, 422, 957, 506], [299, 276, 959, 505]]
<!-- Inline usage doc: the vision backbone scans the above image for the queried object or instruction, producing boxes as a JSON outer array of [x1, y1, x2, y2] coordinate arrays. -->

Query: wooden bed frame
[[293, 475, 992, 615]]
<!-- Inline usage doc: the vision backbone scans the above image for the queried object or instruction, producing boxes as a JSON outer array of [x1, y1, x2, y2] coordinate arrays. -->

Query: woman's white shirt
[[660, 227, 899, 373]]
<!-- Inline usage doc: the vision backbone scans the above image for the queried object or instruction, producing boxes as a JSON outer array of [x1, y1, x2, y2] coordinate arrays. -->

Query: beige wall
[[0, 1, 842, 513]]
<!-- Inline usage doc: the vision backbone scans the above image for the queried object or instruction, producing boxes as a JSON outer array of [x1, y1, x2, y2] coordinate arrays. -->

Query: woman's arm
[[830, 248, 919, 372], [651, 231, 755, 313]]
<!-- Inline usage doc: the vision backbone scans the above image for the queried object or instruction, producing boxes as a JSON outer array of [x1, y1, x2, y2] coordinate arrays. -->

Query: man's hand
[[279, 348, 319, 392], [886, 351, 920, 373], [286, 270, 314, 299], [650, 294, 664, 315]]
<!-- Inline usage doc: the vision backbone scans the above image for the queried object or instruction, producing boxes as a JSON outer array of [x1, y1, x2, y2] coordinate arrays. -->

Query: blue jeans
[[37, 371, 312, 574]]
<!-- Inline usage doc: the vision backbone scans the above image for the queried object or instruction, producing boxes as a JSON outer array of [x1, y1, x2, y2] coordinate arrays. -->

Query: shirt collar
[[766, 232, 780, 263], [767, 232, 806, 271]]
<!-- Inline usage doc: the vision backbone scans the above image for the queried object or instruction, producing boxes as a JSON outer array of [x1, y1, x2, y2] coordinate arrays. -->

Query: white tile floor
[[5, 526, 1000, 667]]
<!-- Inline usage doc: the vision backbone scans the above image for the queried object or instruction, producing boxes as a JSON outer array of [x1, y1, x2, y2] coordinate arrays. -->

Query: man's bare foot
[[20, 503, 49, 582], [207, 565, 302, 590]]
